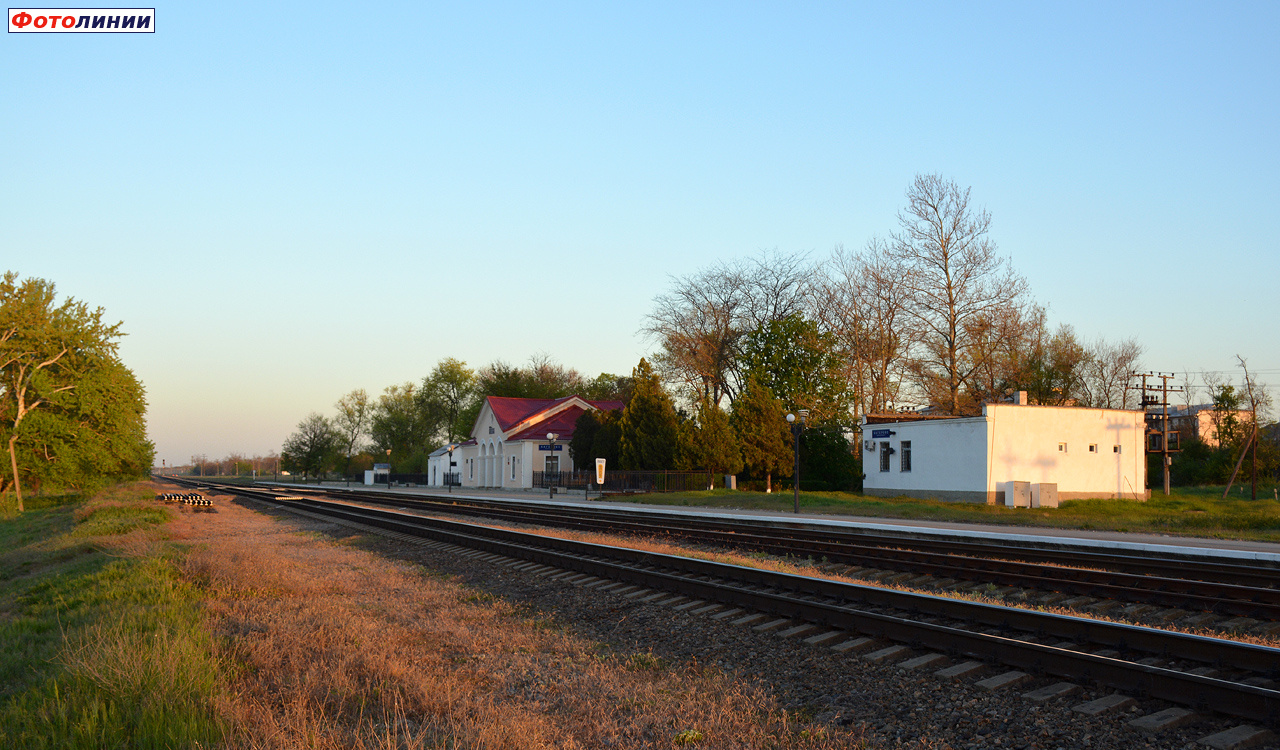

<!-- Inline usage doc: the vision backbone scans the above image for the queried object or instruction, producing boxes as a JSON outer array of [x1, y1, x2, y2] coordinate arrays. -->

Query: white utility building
[[861, 400, 1148, 505]]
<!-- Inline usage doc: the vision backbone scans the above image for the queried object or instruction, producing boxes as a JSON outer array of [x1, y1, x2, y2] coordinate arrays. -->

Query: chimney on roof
[[1016, 391, 1028, 406]]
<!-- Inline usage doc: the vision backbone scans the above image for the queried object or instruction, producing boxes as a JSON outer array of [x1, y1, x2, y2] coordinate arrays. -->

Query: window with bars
[[900, 441, 912, 472]]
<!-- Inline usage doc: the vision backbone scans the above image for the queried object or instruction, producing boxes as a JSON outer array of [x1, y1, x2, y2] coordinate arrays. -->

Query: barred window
[[879, 442, 891, 472], [900, 441, 912, 472]]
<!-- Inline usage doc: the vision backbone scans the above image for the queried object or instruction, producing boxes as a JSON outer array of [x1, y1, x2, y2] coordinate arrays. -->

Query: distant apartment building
[[1168, 404, 1255, 447]]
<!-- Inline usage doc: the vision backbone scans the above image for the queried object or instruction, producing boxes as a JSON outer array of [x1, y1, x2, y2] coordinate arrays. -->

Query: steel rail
[[191, 480, 1280, 725], [306, 485, 1280, 582], [269, 484, 1280, 618]]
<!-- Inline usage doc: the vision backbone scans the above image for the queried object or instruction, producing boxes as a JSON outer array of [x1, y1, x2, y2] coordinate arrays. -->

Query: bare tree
[[1224, 356, 1273, 500], [1080, 337, 1144, 409], [646, 250, 813, 408], [738, 249, 812, 333], [810, 240, 912, 420], [645, 260, 748, 406], [963, 301, 1047, 405], [889, 174, 1030, 414]]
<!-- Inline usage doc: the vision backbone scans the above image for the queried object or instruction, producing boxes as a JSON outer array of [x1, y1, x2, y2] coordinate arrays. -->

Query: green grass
[[620, 482, 1280, 541], [0, 484, 226, 749]]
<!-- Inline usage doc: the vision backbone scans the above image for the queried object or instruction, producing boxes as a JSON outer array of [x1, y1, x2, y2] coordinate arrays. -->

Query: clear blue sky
[[4, 2, 1277, 467]]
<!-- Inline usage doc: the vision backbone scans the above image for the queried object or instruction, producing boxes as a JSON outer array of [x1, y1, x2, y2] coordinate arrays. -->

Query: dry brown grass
[[163, 490, 873, 749]]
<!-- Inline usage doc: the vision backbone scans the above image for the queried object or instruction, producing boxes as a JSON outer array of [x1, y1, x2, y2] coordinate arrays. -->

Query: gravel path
[[266, 500, 1278, 750]]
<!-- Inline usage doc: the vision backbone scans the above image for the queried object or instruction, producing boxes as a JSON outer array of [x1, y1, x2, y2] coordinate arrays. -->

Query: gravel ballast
[[264, 500, 1280, 750]]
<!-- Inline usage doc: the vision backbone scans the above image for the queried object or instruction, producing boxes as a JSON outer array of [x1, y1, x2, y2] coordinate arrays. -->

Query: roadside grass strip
[[0, 483, 225, 749], [626, 485, 1280, 541]]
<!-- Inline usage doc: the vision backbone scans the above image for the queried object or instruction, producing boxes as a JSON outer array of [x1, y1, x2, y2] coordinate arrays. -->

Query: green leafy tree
[[581, 373, 634, 404], [281, 413, 341, 481], [333, 388, 372, 474], [618, 358, 680, 470], [419, 357, 477, 444], [1211, 385, 1246, 448], [0, 272, 152, 510], [678, 397, 743, 475], [730, 375, 792, 491], [739, 313, 847, 423], [369, 382, 436, 470]]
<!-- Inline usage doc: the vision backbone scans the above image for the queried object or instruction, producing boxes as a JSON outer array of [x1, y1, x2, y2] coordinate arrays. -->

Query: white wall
[[862, 416, 991, 502], [985, 404, 1146, 500]]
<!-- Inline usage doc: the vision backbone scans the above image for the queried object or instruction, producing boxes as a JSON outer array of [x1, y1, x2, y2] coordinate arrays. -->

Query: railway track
[[177, 478, 1280, 728], [220, 482, 1280, 622]]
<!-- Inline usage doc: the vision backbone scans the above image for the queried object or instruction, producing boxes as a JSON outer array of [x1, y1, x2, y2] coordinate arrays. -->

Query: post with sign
[[594, 458, 606, 500]]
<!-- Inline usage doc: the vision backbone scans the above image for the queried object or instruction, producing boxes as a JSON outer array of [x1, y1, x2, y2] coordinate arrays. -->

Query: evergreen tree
[[678, 397, 743, 476], [618, 358, 679, 470], [569, 410, 600, 471], [591, 409, 623, 469], [730, 375, 792, 491]]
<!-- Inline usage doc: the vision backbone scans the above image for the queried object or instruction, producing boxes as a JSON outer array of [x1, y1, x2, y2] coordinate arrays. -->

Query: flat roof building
[[861, 400, 1148, 505]]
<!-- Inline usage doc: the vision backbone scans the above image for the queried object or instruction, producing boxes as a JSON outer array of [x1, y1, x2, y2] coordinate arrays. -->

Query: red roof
[[486, 396, 624, 441]]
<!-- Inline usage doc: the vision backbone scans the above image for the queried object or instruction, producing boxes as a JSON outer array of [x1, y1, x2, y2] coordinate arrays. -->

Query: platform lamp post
[[546, 432, 558, 499], [447, 445, 455, 493], [785, 409, 808, 514], [385, 448, 392, 490]]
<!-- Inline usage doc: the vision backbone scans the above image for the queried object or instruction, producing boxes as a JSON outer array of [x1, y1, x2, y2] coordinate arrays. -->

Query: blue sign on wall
[[871, 429, 892, 439], [538, 444, 564, 451]]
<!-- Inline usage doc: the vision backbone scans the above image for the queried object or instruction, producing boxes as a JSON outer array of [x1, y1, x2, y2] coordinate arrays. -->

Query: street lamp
[[447, 445, 455, 493], [785, 410, 808, 514], [546, 432, 558, 499], [385, 448, 392, 490]]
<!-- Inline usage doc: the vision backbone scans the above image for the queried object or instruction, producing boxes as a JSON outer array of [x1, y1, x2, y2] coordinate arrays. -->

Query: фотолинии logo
[[8, 8, 155, 32]]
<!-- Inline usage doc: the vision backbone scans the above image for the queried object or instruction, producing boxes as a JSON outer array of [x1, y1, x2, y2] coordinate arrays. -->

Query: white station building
[[861, 398, 1148, 505], [426, 395, 623, 490]]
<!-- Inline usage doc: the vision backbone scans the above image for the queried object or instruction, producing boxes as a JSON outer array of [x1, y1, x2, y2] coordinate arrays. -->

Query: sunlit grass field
[[622, 483, 1280, 541], [0, 484, 224, 749]]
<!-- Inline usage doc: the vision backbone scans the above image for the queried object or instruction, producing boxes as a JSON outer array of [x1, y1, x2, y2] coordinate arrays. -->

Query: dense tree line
[[1171, 361, 1278, 488], [279, 175, 1275, 490], [280, 355, 635, 478], [647, 175, 1147, 422], [1, 272, 155, 510]]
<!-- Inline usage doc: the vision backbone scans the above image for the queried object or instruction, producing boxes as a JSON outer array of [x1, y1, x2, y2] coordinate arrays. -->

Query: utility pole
[[1133, 372, 1183, 496]]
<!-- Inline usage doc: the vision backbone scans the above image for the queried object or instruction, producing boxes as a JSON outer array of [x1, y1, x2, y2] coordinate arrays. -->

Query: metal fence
[[532, 470, 715, 493]]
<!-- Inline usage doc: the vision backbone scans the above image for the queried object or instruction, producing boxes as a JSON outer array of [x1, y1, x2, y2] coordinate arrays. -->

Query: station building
[[426, 395, 623, 490], [861, 397, 1148, 505]]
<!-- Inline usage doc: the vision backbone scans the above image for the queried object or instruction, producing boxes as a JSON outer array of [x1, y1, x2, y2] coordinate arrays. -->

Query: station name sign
[[871, 429, 892, 439], [538, 444, 564, 451]]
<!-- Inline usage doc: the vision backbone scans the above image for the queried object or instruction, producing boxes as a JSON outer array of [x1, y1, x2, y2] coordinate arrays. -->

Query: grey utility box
[[1032, 483, 1059, 509], [1005, 481, 1031, 508]]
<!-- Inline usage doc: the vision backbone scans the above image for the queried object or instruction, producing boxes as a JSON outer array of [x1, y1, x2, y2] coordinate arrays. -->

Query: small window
[[488, 426, 495, 434], [1089, 444, 1098, 453], [1113, 445, 1122, 454], [900, 441, 912, 472], [879, 442, 891, 472], [1058, 442, 1067, 453]]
